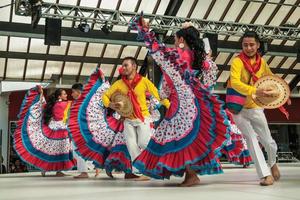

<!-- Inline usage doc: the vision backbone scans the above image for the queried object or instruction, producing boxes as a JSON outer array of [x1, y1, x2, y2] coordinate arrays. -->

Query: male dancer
[[102, 57, 169, 179], [227, 31, 280, 186]]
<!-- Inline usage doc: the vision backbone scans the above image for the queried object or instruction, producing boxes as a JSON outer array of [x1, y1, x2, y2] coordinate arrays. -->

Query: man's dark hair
[[242, 31, 261, 43], [123, 56, 138, 67], [72, 83, 83, 91]]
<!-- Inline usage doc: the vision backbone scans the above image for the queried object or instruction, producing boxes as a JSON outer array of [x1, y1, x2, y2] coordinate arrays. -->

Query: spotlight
[[101, 22, 112, 34], [78, 21, 90, 33]]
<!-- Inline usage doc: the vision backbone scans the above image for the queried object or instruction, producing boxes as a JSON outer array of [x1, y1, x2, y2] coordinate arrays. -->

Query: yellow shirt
[[229, 56, 273, 109], [102, 77, 170, 119]]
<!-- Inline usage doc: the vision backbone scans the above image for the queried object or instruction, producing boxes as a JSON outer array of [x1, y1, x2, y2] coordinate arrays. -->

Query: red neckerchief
[[122, 73, 144, 121], [239, 52, 289, 119], [239, 51, 261, 82]]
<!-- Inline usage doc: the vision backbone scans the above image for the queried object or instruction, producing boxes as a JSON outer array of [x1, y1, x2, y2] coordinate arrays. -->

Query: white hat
[[252, 75, 290, 109]]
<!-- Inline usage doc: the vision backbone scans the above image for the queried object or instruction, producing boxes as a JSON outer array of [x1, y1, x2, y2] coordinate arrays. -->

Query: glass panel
[[0, 36, 8, 51], [119, 0, 140, 11], [269, 56, 284, 68], [239, 2, 262, 23], [215, 52, 230, 65], [227, 36, 241, 42], [176, 0, 195, 17], [137, 47, 148, 60], [190, 0, 211, 19], [293, 63, 300, 70], [59, 0, 78, 4], [285, 7, 300, 24], [271, 40, 284, 45], [155, 0, 171, 15], [68, 41, 86, 56], [217, 71, 230, 83], [269, 6, 292, 26], [281, 57, 296, 69], [103, 44, 122, 58], [285, 41, 296, 46], [79, 0, 99, 7], [30, 38, 48, 54], [6, 59, 25, 79], [0, 0, 11, 22], [138, 0, 158, 14], [100, 0, 119, 9], [223, 0, 247, 21], [0, 58, 5, 78], [86, 43, 104, 57], [44, 61, 63, 80], [100, 64, 114, 77], [206, 0, 227, 21], [253, 3, 277, 25], [80, 63, 98, 76], [25, 60, 44, 80], [49, 41, 68, 55], [9, 37, 28, 52], [121, 46, 138, 58], [284, 74, 296, 84], [63, 62, 81, 75]]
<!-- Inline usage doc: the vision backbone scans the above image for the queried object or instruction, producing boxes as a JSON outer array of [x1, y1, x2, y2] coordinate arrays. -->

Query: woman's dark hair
[[242, 30, 261, 43], [44, 88, 64, 125], [176, 26, 205, 71]]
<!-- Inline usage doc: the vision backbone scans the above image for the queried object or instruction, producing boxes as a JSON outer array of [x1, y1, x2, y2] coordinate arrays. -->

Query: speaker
[[203, 33, 218, 57], [45, 18, 62, 46]]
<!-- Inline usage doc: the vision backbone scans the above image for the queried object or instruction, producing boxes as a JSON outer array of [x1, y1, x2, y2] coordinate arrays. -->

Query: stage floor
[[0, 163, 299, 200]]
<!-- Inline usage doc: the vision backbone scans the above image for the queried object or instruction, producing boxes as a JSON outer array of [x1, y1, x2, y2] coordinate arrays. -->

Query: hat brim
[[252, 75, 290, 109], [111, 91, 134, 117]]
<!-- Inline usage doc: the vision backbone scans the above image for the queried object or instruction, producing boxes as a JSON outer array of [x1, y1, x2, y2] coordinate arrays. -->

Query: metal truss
[[15, 1, 300, 40]]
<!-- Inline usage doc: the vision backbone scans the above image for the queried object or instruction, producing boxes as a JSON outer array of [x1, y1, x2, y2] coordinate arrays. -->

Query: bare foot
[[55, 171, 66, 177], [179, 175, 200, 187], [260, 175, 274, 186], [271, 164, 280, 181], [74, 172, 89, 179], [95, 169, 100, 177]]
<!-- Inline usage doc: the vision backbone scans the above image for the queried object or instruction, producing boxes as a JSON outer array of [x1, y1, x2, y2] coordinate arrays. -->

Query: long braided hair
[[175, 26, 206, 72]]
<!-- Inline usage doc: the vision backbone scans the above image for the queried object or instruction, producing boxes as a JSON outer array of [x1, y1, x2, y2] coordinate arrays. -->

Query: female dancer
[[14, 87, 75, 176]]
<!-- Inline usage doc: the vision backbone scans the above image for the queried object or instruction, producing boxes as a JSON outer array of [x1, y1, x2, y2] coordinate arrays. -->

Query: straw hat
[[252, 75, 290, 109], [111, 91, 133, 117]]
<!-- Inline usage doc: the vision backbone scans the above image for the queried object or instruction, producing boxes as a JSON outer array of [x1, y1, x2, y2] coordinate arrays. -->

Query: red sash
[[122, 73, 144, 121]]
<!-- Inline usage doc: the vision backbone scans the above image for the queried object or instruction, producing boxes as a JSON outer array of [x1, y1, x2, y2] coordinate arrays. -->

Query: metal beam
[[0, 51, 144, 65], [15, 2, 300, 40], [0, 22, 297, 57], [1, 51, 300, 75]]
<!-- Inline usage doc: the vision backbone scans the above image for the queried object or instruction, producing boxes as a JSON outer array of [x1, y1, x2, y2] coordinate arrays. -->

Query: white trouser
[[232, 108, 277, 179], [72, 143, 88, 173], [123, 118, 152, 162]]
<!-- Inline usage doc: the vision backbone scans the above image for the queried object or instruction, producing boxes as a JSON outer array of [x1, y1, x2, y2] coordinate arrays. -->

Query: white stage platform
[[0, 163, 299, 200]]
